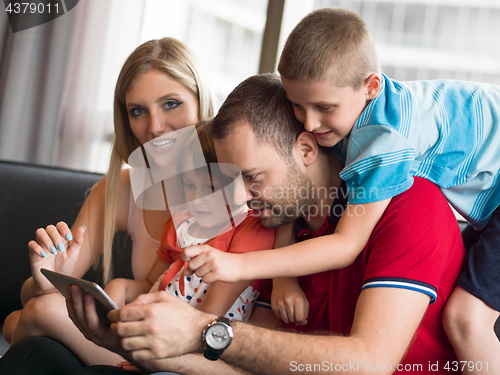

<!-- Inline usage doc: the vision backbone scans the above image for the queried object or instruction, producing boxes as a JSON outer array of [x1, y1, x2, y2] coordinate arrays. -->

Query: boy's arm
[[184, 199, 390, 282]]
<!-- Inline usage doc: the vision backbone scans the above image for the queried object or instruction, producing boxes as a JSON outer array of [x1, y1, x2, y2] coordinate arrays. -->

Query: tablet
[[40, 268, 119, 327]]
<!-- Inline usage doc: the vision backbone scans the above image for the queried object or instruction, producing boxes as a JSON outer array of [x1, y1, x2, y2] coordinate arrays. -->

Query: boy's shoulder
[[358, 74, 496, 130]]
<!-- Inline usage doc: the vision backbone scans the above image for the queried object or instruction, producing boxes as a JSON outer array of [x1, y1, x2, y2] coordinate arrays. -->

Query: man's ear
[[293, 131, 318, 167], [364, 73, 381, 99]]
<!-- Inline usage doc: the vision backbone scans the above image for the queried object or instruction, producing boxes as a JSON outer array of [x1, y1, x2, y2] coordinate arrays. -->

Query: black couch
[[0, 160, 133, 354]]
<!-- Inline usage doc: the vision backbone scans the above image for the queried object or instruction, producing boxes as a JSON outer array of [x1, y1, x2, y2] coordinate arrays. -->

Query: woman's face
[[125, 69, 199, 166]]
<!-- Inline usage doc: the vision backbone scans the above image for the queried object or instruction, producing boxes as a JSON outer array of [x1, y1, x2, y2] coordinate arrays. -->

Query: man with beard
[[58, 73, 464, 374]]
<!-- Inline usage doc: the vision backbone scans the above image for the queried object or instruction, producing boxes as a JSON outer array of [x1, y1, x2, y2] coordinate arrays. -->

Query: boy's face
[[282, 76, 379, 147]]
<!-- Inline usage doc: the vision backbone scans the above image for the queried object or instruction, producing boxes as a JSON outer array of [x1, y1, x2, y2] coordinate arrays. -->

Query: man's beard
[[248, 161, 318, 229]]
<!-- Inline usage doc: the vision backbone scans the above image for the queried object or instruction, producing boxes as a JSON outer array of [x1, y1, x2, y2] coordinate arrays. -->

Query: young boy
[[184, 7, 500, 372]]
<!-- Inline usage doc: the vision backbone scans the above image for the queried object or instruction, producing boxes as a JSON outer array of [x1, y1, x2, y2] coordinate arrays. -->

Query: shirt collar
[[294, 181, 348, 240]]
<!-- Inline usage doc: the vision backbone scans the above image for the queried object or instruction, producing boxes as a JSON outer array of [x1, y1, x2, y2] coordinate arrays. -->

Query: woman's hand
[[28, 222, 86, 295]]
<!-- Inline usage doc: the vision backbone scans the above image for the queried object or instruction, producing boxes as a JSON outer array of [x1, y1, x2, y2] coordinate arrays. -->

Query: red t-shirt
[[157, 212, 275, 292], [260, 178, 465, 374]]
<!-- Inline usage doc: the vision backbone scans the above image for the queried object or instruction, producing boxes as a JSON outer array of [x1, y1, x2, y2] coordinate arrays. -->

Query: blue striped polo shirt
[[336, 74, 500, 229]]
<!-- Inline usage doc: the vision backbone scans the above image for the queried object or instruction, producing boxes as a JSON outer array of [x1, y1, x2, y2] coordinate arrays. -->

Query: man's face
[[215, 122, 317, 228]]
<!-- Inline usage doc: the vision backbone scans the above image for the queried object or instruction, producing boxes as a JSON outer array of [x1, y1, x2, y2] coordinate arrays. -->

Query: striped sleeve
[[361, 178, 465, 306], [362, 277, 437, 303], [340, 124, 416, 204]]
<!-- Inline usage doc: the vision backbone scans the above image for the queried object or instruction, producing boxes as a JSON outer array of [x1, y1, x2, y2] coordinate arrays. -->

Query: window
[[82, 0, 268, 173]]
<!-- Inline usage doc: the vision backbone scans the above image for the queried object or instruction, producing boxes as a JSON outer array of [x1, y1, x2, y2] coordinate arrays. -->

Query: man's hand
[[182, 245, 245, 283], [109, 291, 216, 361], [66, 285, 123, 355]]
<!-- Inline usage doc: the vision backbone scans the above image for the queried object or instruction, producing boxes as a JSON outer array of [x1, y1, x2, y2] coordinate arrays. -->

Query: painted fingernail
[[58, 242, 65, 252], [50, 245, 57, 255], [41, 251, 47, 258], [82, 225, 86, 233], [65, 233, 73, 241]]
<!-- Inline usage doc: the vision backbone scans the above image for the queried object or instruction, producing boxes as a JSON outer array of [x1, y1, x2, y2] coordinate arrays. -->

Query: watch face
[[205, 324, 230, 350]]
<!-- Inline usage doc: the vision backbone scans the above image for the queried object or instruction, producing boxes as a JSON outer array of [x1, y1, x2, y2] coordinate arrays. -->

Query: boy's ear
[[293, 131, 318, 167], [364, 73, 381, 99]]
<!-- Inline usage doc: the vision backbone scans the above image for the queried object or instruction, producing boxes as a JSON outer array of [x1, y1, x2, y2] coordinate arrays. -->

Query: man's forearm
[[220, 288, 428, 375], [133, 354, 254, 375], [221, 322, 365, 375]]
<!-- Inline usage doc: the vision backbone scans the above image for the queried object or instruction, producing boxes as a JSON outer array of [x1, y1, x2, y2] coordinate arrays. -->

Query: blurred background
[[1, 0, 500, 174]]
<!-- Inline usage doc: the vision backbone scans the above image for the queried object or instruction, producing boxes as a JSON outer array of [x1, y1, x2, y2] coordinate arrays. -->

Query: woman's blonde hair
[[100, 37, 217, 284]]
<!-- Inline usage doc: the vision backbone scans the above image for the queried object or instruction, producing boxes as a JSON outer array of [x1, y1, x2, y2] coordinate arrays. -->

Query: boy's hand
[[271, 277, 309, 326], [28, 222, 86, 295], [182, 245, 244, 283]]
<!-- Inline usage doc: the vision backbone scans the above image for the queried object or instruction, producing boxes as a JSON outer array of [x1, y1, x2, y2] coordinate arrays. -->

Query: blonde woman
[[2, 37, 217, 366]]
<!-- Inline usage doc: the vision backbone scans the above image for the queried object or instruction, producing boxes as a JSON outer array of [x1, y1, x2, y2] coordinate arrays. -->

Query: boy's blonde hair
[[278, 7, 381, 89], [100, 38, 217, 284]]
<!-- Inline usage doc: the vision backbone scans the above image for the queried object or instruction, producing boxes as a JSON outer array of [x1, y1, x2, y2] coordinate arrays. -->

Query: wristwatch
[[202, 317, 233, 360]]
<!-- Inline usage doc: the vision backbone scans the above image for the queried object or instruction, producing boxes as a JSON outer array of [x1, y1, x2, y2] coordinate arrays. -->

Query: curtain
[[56, 0, 145, 172], [0, 1, 77, 165], [0, 0, 145, 172]]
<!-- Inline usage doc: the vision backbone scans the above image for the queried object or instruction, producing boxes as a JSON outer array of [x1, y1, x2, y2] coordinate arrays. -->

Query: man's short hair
[[210, 73, 304, 161], [278, 7, 381, 89]]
